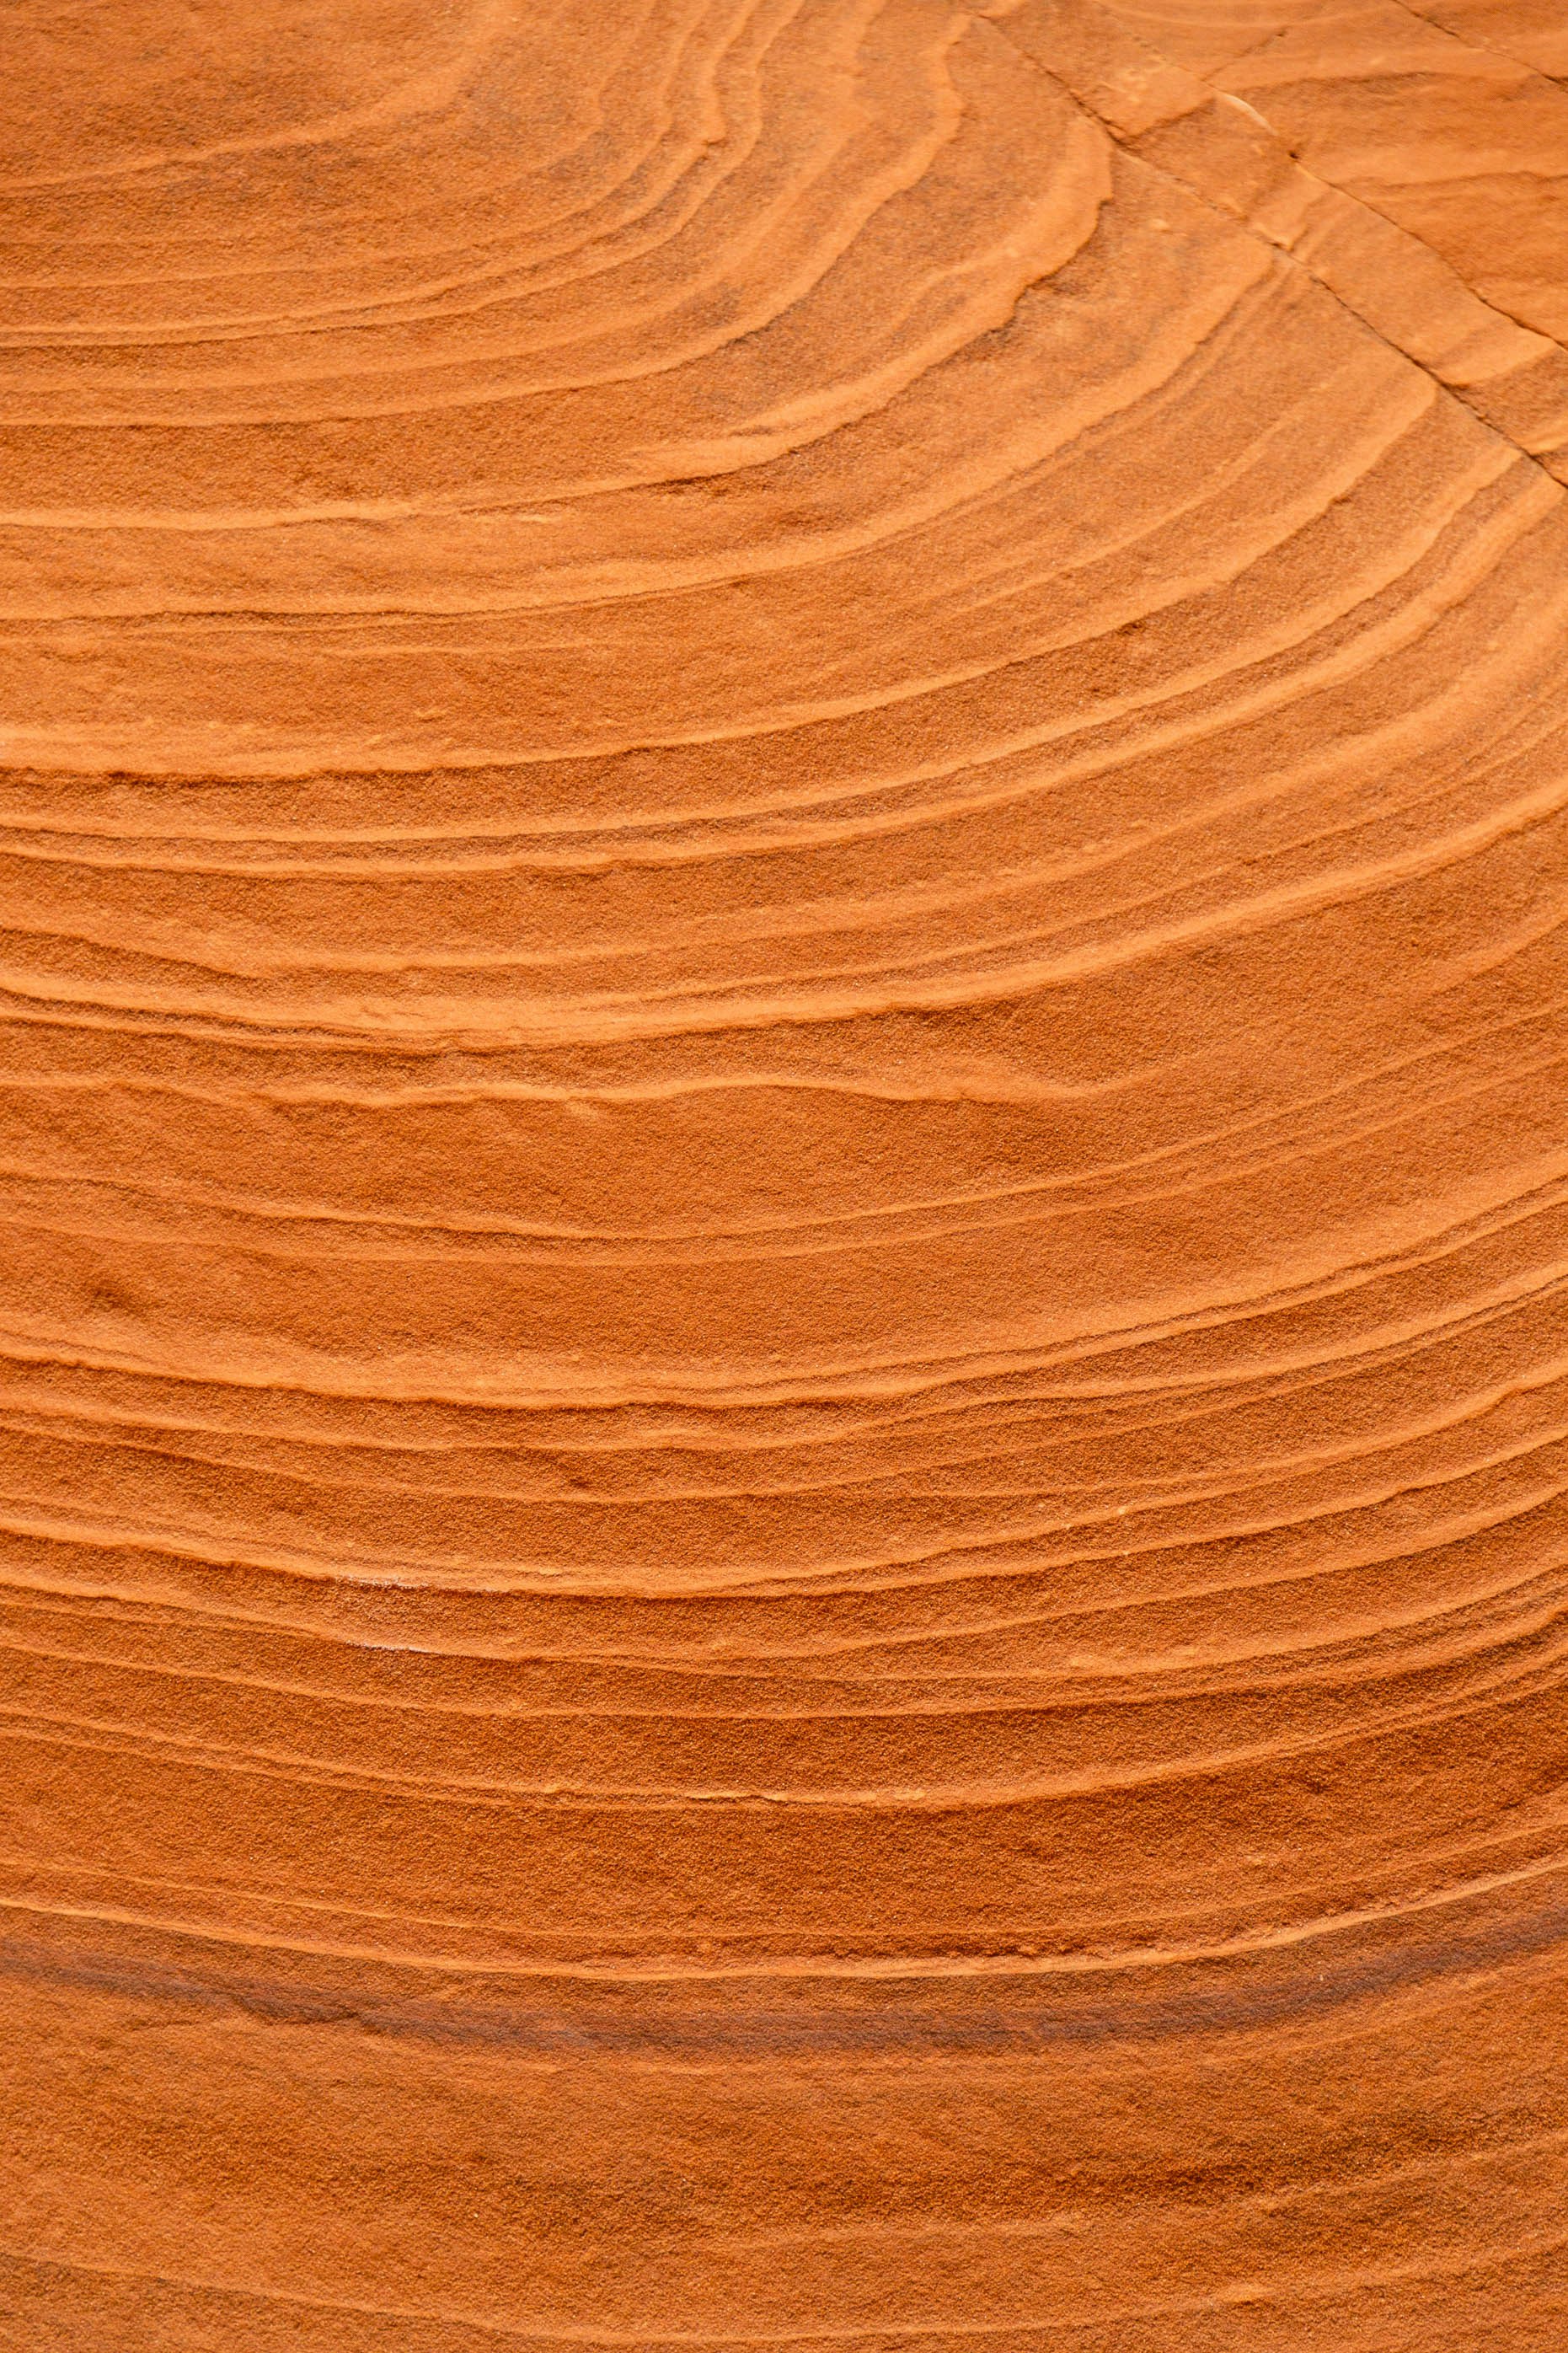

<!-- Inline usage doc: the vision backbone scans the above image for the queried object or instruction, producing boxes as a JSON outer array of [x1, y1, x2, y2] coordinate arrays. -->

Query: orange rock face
[[3, 3, 1567, 2344]]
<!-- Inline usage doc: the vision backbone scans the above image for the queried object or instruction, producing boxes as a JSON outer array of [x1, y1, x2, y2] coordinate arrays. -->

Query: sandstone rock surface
[[3, 3, 1567, 2345]]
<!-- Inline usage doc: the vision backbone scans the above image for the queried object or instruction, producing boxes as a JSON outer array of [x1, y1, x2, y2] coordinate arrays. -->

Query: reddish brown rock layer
[[3, 2, 1567, 2344]]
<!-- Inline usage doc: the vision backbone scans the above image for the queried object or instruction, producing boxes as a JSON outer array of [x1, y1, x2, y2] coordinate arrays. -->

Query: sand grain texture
[[2, 1, 1568, 2344]]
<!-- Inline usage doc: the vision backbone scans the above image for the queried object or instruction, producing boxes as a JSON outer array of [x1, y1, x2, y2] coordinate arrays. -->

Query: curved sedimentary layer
[[3, 3, 1567, 2345]]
